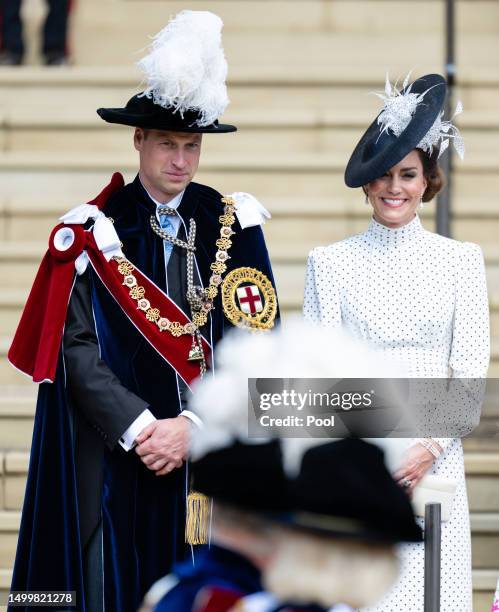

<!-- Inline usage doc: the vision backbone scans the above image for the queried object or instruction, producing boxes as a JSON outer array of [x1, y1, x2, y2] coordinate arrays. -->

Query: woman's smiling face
[[365, 150, 427, 228]]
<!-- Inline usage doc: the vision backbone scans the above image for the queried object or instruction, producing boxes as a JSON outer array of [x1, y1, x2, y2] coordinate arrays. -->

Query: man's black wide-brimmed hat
[[97, 94, 237, 133], [344, 73, 447, 188], [98, 10, 237, 134], [192, 438, 422, 544]]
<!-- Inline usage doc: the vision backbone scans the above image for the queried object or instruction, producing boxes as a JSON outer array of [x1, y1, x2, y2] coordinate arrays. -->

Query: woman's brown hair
[[417, 149, 445, 202]]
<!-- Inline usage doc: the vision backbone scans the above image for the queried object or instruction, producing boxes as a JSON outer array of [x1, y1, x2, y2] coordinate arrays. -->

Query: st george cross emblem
[[221, 267, 277, 331], [236, 285, 263, 314]]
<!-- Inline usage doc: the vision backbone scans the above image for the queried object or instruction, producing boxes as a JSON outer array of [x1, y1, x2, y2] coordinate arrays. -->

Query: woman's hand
[[393, 442, 438, 496]]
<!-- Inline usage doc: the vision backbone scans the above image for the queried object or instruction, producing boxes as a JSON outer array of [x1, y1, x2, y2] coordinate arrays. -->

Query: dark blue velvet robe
[[10, 177, 279, 612], [154, 545, 327, 612]]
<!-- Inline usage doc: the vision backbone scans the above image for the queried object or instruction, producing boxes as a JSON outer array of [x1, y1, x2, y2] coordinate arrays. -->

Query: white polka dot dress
[[303, 215, 490, 612]]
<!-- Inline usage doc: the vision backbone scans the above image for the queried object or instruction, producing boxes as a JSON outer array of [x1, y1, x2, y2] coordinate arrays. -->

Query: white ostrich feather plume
[[137, 10, 229, 127], [188, 317, 409, 475], [374, 73, 464, 160]]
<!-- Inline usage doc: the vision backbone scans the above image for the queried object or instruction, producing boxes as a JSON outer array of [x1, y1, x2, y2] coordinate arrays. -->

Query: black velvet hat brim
[[192, 440, 290, 513], [192, 438, 422, 544], [344, 74, 446, 188], [266, 510, 422, 545], [282, 438, 423, 544], [97, 93, 237, 133]]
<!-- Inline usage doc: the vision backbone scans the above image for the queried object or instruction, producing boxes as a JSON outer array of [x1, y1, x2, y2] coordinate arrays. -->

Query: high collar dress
[[303, 215, 490, 611]]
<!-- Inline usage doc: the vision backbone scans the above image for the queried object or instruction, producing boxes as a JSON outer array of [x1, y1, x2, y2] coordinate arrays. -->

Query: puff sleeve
[[303, 248, 342, 327], [431, 243, 490, 451], [449, 242, 490, 378]]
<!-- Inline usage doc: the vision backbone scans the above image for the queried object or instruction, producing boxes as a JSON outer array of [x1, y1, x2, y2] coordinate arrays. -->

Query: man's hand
[[135, 416, 191, 476], [393, 442, 440, 496]]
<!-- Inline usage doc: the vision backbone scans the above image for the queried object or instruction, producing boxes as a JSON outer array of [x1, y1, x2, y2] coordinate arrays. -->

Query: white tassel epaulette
[[228, 192, 271, 229]]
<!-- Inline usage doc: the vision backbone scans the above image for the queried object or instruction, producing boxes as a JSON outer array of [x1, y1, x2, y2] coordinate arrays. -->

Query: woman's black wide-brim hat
[[97, 93, 237, 133], [344, 74, 446, 188], [192, 438, 422, 544]]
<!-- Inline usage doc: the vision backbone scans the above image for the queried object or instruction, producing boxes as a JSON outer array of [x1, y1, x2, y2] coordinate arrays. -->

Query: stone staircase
[[1, 0, 499, 609]]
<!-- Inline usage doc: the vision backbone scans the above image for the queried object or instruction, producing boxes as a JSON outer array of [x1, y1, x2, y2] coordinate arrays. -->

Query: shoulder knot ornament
[[227, 192, 271, 230]]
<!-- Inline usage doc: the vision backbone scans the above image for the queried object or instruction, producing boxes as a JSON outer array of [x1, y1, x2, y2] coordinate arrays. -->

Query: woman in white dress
[[303, 74, 490, 611]]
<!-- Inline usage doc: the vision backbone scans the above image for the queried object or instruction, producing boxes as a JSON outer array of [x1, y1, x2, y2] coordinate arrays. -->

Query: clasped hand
[[135, 416, 191, 476], [393, 441, 441, 496]]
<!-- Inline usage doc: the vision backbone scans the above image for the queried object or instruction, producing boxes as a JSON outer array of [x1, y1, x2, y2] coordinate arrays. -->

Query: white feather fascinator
[[137, 10, 230, 127], [375, 73, 465, 160]]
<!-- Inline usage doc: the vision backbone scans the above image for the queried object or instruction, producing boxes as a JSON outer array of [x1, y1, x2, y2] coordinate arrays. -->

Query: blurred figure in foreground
[[0, 0, 71, 65], [141, 321, 422, 612], [144, 438, 422, 612]]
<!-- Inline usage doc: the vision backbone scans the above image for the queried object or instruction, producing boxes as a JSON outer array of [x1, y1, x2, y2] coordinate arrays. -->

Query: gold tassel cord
[[185, 491, 210, 545]]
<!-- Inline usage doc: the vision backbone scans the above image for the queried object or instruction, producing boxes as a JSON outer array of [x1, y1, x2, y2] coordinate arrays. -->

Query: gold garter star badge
[[221, 267, 277, 331]]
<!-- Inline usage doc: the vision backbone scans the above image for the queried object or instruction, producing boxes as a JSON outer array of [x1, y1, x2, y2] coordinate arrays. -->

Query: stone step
[[5, 105, 499, 130], [2, 65, 499, 97], [2, 194, 499, 223], [65, 0, 499, 38], [67, 29, 499, 71], [16, 0, 499, 52], [64, 0, 499, 73], [3, 337, 499, 385], [3, 119, 498, 156], [0, 512, 20, 570], [2, 240, 499, 301], [0, 567, 12, 612], [0, 148, 497, 176], [0, 382, 496, 450], [0, 388, 36, 448], [470, 513, 499, 568], [466, 453, 499, 512], [3, 249, 499, 329], [473, 569, 499, 612], [2, 197, 499, 245], [2, 451, 498, 511], [1, 509, 497, 573], [3, 85, 499, 139], [1, 451, 29, 511], [1, 163, 499, 206], [2, 150, 498, 171], [3, 263, 499, 347]]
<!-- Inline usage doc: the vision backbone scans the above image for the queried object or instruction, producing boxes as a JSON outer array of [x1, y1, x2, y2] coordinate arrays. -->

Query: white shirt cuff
[[179, 410, 203, 429], [119, 408, 156, 451]]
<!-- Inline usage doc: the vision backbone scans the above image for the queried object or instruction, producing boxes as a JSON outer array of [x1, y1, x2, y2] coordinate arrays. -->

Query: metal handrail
[[424, 502, 442, 612]]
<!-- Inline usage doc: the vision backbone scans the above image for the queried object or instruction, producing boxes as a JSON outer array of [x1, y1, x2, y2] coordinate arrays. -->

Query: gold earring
[[365, 194, 369, 206], [419, 195, 424, 209]]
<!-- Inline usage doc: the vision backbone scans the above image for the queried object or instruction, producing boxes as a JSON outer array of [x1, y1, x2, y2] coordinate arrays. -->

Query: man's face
[[134, 128, 202, 202]]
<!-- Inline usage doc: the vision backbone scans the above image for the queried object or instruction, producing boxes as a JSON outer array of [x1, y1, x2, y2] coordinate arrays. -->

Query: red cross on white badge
[[236, 284, 263, 314]]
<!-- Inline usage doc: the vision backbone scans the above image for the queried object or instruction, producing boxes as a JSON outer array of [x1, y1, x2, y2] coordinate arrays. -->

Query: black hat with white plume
[[97, 10, 237, 133]]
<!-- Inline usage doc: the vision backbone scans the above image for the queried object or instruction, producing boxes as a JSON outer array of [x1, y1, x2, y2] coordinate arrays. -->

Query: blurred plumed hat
[[189, 320, 422, 544]]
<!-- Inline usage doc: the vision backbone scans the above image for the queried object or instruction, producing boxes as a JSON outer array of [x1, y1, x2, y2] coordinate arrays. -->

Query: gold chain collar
[[113, 196, 237, 338]]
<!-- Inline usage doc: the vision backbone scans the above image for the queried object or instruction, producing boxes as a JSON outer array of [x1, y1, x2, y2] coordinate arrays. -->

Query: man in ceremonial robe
[[8, 11, 278, 612]]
